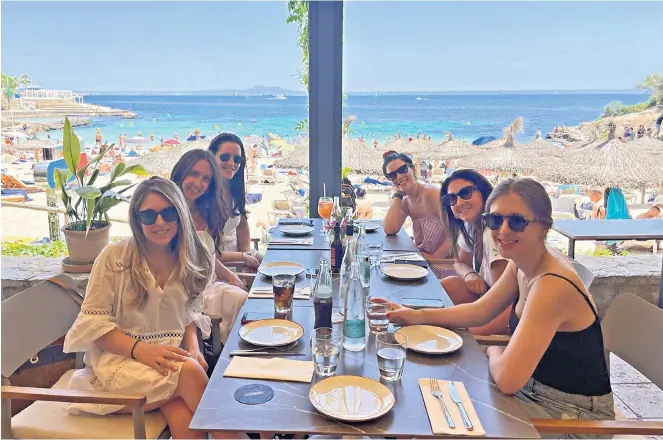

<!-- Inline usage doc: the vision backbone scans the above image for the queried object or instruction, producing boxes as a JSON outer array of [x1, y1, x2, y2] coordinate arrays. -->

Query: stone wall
[[1, 255, 661, 314]]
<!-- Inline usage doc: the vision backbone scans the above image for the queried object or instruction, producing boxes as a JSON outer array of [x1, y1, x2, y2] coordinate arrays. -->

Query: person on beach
[[377, 178, 614, 430], [355, 187, 373, 220], [208, 133, 263, 268], [170, 149, 248, 342], [63, 177, 240, 439], [439, 169, 509, 335], [382, 150, 452, 277], [636, 205, 660, 219], [655, 114, 663, 137]]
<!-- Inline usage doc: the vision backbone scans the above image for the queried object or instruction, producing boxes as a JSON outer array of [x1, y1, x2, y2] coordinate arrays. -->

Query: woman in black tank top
[[376, 178, 614, 432]]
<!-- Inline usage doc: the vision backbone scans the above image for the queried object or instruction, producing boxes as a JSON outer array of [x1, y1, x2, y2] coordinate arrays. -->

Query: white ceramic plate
[[309, 375, 395, 422], [238, 319, 304, 347], [380, 263, 428, 281], [258, 261, 305, 277], [279, 225, 315, 236], [396, 325, 463, 354]]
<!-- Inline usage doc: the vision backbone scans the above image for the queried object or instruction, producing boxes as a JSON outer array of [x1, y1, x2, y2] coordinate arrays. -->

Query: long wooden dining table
[[190, 221, 540, 438]]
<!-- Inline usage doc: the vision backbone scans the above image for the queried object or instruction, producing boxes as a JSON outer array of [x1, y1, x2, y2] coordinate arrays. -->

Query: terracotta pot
[[62, 222, 111, 266]]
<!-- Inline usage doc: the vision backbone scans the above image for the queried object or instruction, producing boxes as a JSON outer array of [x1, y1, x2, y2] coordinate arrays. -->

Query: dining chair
[[476, 294, 663, 436], [1, 275, 168, 439]]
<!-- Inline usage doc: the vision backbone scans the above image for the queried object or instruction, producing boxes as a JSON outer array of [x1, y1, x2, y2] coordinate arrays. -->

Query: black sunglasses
[[136, 207, 179, 226], [218, 153, 245, 165], [481, 213, 540, 233], [442, 185, 476, 207], [385, 164, 412, 181]]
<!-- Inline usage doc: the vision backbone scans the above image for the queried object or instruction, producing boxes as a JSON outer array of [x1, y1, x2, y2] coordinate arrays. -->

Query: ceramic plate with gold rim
[[258, 261, 305, 277], [380, 263, 428, 281], [238, 319, 304, 347], [309, 375, 395, 422], [396, 325, 463, 354], [279, 225, 315, 236]]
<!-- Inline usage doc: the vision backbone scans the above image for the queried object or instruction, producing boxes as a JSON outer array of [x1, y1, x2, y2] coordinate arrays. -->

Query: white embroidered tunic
[[63, 238, 212, 415]]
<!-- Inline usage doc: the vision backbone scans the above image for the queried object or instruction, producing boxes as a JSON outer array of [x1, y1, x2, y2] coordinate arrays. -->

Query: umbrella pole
[[46, 188, 60, 242]]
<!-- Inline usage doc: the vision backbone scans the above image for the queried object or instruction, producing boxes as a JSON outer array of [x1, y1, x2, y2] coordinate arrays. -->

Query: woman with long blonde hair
[[64, 177, 238, 439]]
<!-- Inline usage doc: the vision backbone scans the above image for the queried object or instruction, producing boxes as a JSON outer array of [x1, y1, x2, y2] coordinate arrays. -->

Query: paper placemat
[[224, 356, 314, 383], [418, 379, 486, 437]]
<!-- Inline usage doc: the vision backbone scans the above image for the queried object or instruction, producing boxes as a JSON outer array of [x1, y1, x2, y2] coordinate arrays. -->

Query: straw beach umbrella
[[130, 139, 211, 176]]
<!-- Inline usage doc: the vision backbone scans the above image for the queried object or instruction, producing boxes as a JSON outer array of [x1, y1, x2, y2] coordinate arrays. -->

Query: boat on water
[[267, 94, 287, 100]]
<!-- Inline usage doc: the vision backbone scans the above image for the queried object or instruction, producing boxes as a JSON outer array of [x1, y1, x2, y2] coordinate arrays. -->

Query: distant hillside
[[80, 86, 306, 96]]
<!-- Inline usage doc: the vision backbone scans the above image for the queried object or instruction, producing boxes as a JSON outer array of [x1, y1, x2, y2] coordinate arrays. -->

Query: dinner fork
[[430, 378, 455, 429]]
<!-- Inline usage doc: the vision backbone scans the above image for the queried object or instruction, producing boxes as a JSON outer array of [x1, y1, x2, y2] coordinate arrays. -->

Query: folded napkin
[[269, 237, 314, 245], [248, 286, 312, 299], [224, 356, 314, 383], [418, 379, 485, 437]]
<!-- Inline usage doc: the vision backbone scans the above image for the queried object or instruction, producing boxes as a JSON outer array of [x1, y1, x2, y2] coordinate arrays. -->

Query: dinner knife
[[230, 351, 306, 357], [449, 381, 473, 430]]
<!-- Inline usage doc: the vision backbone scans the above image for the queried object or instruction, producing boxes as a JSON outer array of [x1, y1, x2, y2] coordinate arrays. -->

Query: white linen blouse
[[63, 238, 212, 415]]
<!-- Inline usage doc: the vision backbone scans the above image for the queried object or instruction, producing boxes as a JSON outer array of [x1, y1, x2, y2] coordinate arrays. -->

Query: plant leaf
[[110, 162, 126, 182], [100, 190, 130, 202], [62, 117, 81, 175], [121, 164, 149, 177], [87, 169, 101, 187], [75, 185, 102, 199], [85, 198, 96, 234]]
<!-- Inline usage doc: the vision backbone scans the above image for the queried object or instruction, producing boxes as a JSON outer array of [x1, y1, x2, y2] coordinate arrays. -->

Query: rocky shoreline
[[1, 117, 92, 131]]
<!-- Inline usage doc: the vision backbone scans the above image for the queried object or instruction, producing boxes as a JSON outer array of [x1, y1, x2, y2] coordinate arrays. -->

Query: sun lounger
[[1, 174, 43, 193]]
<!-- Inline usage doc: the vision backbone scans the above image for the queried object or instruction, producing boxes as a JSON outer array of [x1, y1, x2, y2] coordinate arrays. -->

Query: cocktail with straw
[[318, 183, 333, 237]]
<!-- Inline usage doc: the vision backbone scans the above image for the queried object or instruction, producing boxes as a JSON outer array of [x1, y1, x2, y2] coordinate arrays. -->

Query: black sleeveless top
[[508, 273, 612, 396]]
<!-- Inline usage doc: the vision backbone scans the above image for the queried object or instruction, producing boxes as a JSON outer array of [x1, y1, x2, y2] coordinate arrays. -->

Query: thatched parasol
[[14, 139, 55, 151], [130, 139, 211, 176], [273, 136, 384, 175], [518, 132, 564, 158]]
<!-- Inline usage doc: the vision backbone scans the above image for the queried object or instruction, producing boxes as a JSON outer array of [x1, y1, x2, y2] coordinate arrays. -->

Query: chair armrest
[[473, 335, 511, 346], [427, 258, 456, 265], [1, 385, 146, 407], [531, 418, 663, 436], [223, 260, 246, 268]]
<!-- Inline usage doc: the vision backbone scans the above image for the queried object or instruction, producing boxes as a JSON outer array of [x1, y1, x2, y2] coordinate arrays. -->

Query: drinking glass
[[318, 197, 333, 236], [367, 243, 384, 267], [311, 327, 342, 377], [295, 207, 305, 225], [376, 331, 408, 382], [366, 296, 390, 334], [273, 274, 296, 314]]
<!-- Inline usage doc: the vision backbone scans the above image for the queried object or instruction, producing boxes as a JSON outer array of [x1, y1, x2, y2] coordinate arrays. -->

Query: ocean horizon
[[38, 92, 651, 148]]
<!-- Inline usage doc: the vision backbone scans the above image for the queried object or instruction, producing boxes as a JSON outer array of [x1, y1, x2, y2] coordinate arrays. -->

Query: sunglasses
[[385, 164, 412, 181], [481, 213, 540, 233], [442, 185, 476, 207], [136, 207, 179, 226], [218, 153, 245, 165]]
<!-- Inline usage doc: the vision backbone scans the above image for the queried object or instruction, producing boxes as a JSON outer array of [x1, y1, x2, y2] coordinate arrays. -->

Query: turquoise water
[[33, 93, 649, 148]]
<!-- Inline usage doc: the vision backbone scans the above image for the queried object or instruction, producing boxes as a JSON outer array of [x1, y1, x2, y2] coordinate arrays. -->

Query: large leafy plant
[[54, 117, 147, 232]]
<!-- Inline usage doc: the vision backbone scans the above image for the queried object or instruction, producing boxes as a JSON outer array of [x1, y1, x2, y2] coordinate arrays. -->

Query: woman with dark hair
[[377, 178, 614, 428], [208, 133, 263, 266], [382, 151, 452, 277], [440, 169, 509, 335], [170, 150, 249, 342]]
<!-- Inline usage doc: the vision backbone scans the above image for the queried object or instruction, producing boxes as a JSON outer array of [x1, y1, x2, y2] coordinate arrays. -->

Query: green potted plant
[[54, 117, 147, 269]]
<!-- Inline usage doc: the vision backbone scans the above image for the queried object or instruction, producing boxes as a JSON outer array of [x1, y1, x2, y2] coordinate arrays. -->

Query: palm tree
[[1, 72, 18, 111], [18, 74, 31, 88]]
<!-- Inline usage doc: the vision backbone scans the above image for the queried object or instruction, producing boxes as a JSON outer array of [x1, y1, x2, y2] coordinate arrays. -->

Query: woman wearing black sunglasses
[[208, 133, 263, 268], [382, 151, 452, 277], [377, 178, 614, 425], [439, 169, 510, 336]]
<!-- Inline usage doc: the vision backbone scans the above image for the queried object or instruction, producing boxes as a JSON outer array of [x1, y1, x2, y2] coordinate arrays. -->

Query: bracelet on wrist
[[391, 192, 404, 200], [464, 271, 478, 280], [130, 340, 141, 360]]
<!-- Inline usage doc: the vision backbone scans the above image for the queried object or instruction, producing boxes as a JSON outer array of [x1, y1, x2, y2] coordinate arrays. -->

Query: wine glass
[[318, 197, 333, 236]]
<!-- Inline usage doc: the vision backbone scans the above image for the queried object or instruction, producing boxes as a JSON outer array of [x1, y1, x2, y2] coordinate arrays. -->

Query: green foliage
[[294, 118, 309, 134], [636, 68, 663, 105], [579, 246, 629, 257], [341, 167, 352, 178], [286, 1, 309, 90], [2, 240, 69, 258], [55, 116, 148, 232], [603, 97, 657, 117]]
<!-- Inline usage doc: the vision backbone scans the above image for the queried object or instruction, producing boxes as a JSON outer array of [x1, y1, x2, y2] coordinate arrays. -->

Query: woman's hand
[[242, 253, 260, 269], [187, 346, 209, 371], [133, 342, 190, 376], [228, 272, 247, 291], [465, 272, 487, 295], [369, 298, 423, 326]]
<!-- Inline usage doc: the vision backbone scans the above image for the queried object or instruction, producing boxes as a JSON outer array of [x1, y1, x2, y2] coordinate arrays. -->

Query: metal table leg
[[568, 238, 575, 259], [658, 259, 663, 309]]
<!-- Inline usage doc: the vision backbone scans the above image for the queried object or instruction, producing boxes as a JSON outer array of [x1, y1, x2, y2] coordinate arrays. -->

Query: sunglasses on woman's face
[[385, 164, 412, 181], [218, 153, 245, 165], [136, 207, 179, 226], [442, 185, 476, 207], [481, 213, 538, 233]]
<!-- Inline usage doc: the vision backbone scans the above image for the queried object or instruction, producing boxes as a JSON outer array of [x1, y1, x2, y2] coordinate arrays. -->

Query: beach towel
[[605, 188, 631, 220]]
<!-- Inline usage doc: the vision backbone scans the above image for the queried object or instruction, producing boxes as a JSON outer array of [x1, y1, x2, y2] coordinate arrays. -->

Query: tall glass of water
[[311, 327, 342, 377], [376, 331, 408, 382], [366, 296, 390, 334], [367, 242, 384, 268]]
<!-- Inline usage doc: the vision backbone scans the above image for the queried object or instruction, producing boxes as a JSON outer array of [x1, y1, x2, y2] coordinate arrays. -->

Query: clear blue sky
[[2, 1, 661, 92]]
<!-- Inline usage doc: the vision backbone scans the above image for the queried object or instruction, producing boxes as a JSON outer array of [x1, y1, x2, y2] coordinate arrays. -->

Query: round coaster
[[234, 384, 274, 405]]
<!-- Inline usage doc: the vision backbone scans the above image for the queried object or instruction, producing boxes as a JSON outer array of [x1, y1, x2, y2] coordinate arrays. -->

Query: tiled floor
[[611, 354, 663, 440]]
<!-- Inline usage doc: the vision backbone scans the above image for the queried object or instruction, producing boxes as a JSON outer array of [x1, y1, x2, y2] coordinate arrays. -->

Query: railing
[[1, 201, 128, 224]]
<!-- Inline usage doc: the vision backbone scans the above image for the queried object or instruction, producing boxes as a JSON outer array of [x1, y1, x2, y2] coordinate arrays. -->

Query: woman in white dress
[[208, 133, 263, 266], [63, 177, 236, 439], [171, 149, 248, 343]]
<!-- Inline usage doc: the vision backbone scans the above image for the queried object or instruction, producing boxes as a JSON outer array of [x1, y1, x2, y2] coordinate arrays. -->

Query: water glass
[[366, 296, 390, 334], [311, 327, 342, 377], [295, 208, 305, 225], [376, 331, 408, 382], [273, 274, 296, 314], [367, 243, 384, 267]]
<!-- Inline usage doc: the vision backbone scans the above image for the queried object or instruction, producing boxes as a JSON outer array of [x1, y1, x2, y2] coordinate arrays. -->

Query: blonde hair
[[128, 177, 213, 306]]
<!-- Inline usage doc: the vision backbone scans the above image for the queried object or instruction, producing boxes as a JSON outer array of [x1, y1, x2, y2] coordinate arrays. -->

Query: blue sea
[[50, 93, 649, 147]]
